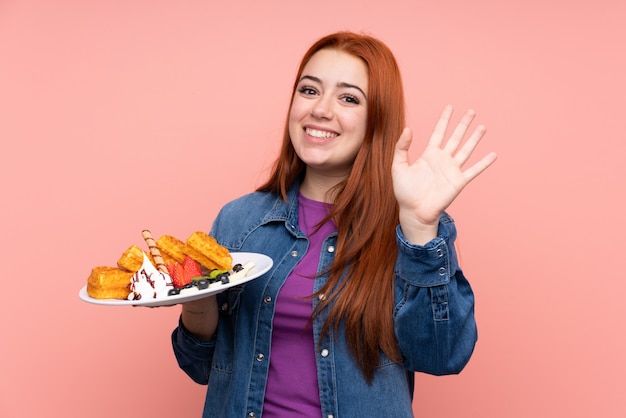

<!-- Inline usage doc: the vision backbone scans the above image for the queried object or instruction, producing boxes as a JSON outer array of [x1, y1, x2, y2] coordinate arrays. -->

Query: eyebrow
[[299, 75, 368, 99]]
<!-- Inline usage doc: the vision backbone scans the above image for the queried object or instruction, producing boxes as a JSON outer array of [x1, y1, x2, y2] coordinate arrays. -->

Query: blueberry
[[217, 273, 230, 284], [196, 279, 209, 290], [168, 288, 181, 296], [233, 263, 244, 272]]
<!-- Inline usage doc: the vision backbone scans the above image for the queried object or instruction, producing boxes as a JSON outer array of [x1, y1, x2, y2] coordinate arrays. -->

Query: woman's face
[[289, 48, 369, 179]]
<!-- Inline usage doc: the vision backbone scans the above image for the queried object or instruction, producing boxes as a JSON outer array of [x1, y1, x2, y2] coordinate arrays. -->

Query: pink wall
[[1, 0, 624, 416]]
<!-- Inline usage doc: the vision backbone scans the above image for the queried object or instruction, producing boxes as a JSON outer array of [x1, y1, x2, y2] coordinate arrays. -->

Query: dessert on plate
[[85, 229, 254, 302]]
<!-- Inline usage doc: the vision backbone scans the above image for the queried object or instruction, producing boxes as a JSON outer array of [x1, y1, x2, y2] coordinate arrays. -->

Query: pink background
[[1, 0, 624, 417]]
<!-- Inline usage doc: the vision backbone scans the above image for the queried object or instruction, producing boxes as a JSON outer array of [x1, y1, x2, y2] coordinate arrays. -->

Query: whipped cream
[[128, 253, 173, 301]]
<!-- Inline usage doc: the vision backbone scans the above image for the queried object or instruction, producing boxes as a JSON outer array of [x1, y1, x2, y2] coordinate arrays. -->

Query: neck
[[299, 169, 346, 203]]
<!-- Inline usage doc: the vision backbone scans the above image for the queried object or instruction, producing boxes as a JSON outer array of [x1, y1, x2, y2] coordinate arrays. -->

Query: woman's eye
[[298, 86, 317, 96], [341, 94, 360, 105]]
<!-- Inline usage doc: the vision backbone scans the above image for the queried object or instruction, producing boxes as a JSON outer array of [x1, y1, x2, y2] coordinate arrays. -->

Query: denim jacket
[[172, 185, 477, 418]]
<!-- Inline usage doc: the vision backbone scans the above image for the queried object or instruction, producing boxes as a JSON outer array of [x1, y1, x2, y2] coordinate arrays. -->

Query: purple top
[[262, 193, 336, 417]]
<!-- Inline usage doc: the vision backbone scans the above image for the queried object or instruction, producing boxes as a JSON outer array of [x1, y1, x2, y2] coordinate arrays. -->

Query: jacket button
[[438, 267, 446, 276], [248, 413, 256, 418], [264, 296, 272, 304], [321, 348, 329, 357], [220, 303, 228, 311], [256, 353, 265, 361], [291, 250, 298, 257], [327, 245, 335, 253], [327, 415, 334, 418]]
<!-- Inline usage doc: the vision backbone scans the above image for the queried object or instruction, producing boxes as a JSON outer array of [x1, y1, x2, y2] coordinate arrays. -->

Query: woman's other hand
[[392, 105, 497, 244]]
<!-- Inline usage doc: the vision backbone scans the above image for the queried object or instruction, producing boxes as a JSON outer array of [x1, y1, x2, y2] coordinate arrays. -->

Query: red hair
[[258, 32, 406, 381]]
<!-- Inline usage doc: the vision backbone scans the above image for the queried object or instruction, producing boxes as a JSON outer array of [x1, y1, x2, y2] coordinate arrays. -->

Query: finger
[[462, 152, 497, 183], [454, 124, 487, 165], [393, 127, 413, 166], [444, 109, 476, 154], [429, 105, 454, 148]]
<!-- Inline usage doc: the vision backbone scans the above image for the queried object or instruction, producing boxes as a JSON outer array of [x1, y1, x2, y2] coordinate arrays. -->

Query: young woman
[[172, 31, 497, 418]]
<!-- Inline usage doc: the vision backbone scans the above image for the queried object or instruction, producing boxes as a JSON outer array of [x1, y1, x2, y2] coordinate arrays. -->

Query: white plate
[[79, 252, 272, 307]]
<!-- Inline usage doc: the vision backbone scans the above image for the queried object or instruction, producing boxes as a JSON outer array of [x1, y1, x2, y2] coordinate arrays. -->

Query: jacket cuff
[[395, 214, 458, 287], [172, 315, 216, 358]]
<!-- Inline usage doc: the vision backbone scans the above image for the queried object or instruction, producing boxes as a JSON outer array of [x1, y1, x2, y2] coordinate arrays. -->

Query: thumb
[[393, 127, 413, 165]]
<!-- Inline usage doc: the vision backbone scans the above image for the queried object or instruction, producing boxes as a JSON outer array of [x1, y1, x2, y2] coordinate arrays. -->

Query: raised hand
[[392, 105, 497, 244]]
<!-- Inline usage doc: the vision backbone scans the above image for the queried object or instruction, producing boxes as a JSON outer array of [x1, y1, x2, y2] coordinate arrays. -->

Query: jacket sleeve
[[171, 317, 216, 385], [393, 212, 477, 375]]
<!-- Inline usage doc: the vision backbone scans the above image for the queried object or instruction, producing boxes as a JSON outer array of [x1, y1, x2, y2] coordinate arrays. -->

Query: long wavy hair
[[257, 32, 406, 381]]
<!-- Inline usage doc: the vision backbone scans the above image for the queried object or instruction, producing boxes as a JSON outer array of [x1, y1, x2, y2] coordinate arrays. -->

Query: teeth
[[306, 128, 337, 139]]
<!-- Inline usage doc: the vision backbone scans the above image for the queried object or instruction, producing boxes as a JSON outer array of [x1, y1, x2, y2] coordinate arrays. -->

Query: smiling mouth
[[305, 127, 338, 140]]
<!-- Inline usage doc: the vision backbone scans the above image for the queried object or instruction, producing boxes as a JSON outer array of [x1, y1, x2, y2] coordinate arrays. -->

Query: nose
[[311, 95, 333, 119]]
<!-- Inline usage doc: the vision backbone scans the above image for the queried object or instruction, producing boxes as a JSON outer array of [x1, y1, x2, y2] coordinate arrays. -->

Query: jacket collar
[[260, 182, 300, 227]]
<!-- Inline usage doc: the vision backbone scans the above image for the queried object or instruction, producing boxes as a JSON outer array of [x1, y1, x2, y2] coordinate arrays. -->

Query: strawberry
[[167, 261, 188, 288], [183, 256, 202, 282], [165, 261, 177, 277]]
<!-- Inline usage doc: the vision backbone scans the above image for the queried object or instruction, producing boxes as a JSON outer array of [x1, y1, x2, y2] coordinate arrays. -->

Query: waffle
[[185, 231, 232, 270], [87, 266, 132, 299], [155, 235, 187, 265], [117, 244, 152, 272]]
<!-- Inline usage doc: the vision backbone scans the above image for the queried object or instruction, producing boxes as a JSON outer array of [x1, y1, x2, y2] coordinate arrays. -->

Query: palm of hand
[[392, 106, 497, 226]]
